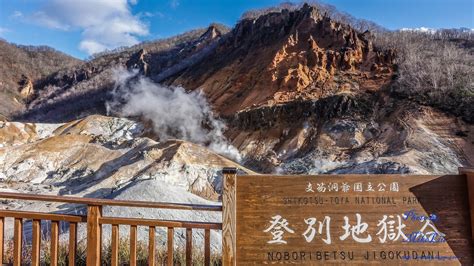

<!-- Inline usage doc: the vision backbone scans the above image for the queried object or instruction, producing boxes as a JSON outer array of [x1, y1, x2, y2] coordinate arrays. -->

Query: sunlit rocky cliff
[[0, 3, 472, 207]]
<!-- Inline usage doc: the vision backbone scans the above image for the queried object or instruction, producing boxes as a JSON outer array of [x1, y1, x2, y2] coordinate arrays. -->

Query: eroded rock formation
[[167, 4, 395, 115]]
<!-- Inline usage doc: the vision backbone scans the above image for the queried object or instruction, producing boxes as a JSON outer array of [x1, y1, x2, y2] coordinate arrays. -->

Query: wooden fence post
[[459, 167, 474, 240], [87, 205, 102, 266], [222, 167, 237, 266], [0, 217, 4, 265], [13, 218, 22, 266], [69, 222, 77, 266], [167, 227, 174, 266]]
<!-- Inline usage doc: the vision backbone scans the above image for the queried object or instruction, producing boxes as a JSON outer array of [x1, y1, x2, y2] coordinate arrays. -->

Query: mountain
[[163, 4, 470, 174], [164, 4, 394, 115], [14, 24, 230, 122], [0, 115, 250, 200], [0, 114, 249, 247], [0, 40, 81, 119], [15, 5, 395, 121], [0, 3, 471, 176]]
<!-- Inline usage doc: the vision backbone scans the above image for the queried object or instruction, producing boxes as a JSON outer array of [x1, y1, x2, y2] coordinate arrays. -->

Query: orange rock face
[[167, 4, 395, 115]]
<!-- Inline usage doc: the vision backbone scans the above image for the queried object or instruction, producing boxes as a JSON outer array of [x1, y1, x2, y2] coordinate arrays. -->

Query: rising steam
[[107, 67, 241, 162]]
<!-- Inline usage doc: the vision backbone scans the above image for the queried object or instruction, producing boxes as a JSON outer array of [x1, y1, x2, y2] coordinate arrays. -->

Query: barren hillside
[[0, 40, 81, 118]]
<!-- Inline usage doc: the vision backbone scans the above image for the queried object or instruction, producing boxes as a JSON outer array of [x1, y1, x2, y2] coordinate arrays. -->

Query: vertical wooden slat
[[186, 228, 192, 266], [86, 205, 102, 266], [130, 225, 137, 266], [204, 229, 210, 266], [0, 217, 4, 265], [31, 219, 41, 266], [51, 221, 59, 266], [167, 227, 174, 266], [148, 226, 155, 266], [13, 218, 22, 266], [222, 167, 237, 266], [100, 223, 103, 264], [111, 224, 119, 266], [69, 222, 77, 266]]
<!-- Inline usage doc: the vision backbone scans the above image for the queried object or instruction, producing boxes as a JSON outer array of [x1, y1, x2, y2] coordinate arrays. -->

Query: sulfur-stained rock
[[167, 4, 395, 116], [18, 75, 34, 100]]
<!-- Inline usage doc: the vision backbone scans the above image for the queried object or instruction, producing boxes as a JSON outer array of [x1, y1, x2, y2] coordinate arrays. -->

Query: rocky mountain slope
[[0, 40, 81, 118], [165, 4, 395, 115], [16, 5, 395, 121], [228, 94, 472, 174], [0, 115, 250, 246], [1, 4, 471, 176], [164, 4, 470, 174], [0, 115, 249, 200], [15, 24, 229, 122]]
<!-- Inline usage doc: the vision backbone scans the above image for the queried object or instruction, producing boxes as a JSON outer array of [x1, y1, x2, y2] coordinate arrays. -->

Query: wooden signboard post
[[223, 168, 474, 265]]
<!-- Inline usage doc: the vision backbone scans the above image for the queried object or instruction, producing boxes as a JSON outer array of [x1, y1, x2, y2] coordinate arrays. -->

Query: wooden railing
[[0, 192, 222, 266]]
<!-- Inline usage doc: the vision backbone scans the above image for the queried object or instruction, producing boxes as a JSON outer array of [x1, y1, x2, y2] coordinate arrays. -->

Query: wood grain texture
[[459, 167, 474, 240], [148, 226, 155, 266], [186, 228, 192, 266], [167, 227, 174, 266], [204, 228, 211, 266], [467, 173, 474, 240], [111, 224, 119, 266], [51, 221, 59, 266], [0, 217, 3, 265], [68, 222, 77, 266], [235, 174, 473, 265], [86, 205, 102, 266], [222, 168, 237, 266], [0, 192, 221, 211], [100, 222, 103, 263], [0, 209, 85, 222], [13, 218, 22, 266], [130, 225, 137, 266], [31, 219, 41, 266], [100, 217, 221, 229]]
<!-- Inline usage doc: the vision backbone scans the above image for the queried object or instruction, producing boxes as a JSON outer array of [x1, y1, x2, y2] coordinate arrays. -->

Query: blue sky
[[1, 0, 472, 59]]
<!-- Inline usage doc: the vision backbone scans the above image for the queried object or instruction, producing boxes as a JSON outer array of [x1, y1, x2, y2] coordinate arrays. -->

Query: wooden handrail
[[100, 217, 222, 229], [0, 210, 86, 222], [0, 192, 222, 211], [459, 167, 474, 175]]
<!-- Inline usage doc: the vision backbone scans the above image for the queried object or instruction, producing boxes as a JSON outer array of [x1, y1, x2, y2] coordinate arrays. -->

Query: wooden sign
[[223, 170, 474, 265]]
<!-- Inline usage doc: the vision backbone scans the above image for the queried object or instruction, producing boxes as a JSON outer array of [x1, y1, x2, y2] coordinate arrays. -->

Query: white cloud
[[156, 12, 165, 19], [137, 11, 156, 18], [31, 11, 70, 30], [78, 40, 107, 55], [11, 11, 23, 18], [399, 27, 437, 34], [0, 27, 9, 36], [170, 0, 180, 9], [25, 0, 148, 55]]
